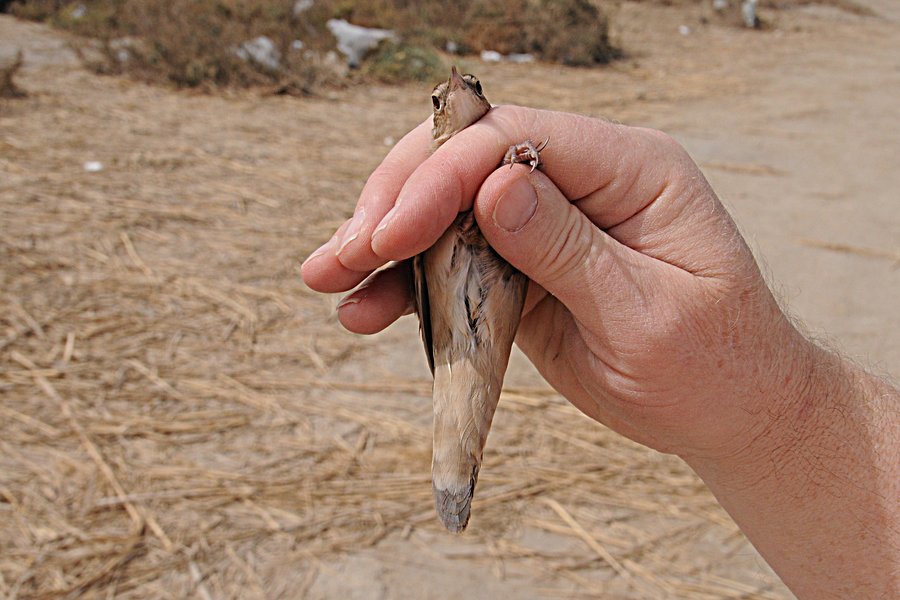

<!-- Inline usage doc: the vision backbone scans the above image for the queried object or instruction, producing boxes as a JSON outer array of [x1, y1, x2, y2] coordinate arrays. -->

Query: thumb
[[474, 167, 644, 330]]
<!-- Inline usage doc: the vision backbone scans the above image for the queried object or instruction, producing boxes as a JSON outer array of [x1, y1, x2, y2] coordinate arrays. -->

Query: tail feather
[[432, 466, 477, 533], [431, 357, 493, 533]]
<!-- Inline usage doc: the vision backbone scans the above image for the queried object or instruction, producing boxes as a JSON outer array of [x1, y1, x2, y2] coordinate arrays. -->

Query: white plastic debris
[[742, 0, 758, 28], [477, 50, 534, 64], [83, 161, 103, 172], [326, 19, 397, 68], [293, 0, 314, 16], [109, 37, 139, 63], [678, 25, 692, 36], [236, 36, 281, 71], [507, 53, 534, 64]]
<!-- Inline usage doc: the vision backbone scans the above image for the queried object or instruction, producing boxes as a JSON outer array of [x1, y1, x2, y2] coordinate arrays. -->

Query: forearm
[[686, 336, 900, 598]]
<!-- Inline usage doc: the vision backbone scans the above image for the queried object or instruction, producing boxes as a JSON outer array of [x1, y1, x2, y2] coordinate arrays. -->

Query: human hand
[[300, 106, 811, 461], [302, 105, 900, 597]]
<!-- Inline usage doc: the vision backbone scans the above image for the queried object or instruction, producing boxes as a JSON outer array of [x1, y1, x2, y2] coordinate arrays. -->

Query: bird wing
[[412, 253, 435, 375]]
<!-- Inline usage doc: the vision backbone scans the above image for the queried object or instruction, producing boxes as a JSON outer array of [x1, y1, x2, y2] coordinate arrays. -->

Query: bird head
[[431, 66, 491, 145]]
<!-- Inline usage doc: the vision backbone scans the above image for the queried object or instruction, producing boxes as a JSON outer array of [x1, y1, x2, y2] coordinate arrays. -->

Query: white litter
[[742, 0, 759, 28], [326, 19, 397, 68], [507, 53, 534, 64], [236, 36, 281, 71], [293, 0, 314, 16], [84, 161, 104, 173], [478, 50, 534, 63]]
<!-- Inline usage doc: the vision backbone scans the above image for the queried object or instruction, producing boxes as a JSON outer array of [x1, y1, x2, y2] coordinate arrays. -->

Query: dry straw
[[1, 22, 791, 600]]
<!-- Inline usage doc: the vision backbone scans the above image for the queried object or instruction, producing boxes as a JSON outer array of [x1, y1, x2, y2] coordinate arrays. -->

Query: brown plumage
[[413, 67, 540, 532]]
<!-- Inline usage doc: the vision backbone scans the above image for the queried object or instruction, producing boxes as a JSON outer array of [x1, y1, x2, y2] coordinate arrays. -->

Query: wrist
[[682, 332, 900, 598], [683, 330, 838, 489]]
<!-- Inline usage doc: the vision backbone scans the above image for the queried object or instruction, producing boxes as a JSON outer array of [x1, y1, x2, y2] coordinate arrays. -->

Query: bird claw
[[503, 137, 549, 172]]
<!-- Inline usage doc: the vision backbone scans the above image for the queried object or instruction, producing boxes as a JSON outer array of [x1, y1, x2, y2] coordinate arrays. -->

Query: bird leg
[[503, 137, 549, 172]]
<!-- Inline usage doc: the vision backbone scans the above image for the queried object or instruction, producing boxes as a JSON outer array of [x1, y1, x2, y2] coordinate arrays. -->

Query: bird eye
[[432, 94, 442, 111]]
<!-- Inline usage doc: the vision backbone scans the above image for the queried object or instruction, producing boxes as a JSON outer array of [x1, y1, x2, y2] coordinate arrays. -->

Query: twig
[[188, 560, 214, 600], [799, 238, 900, 264], [6, 296, 44, 339], [541, 497, 631, 581], [0, 404, 61, 437], [120, 231, 157, 279], [125, 358, 190, 402], [10, 351, 174, 552]]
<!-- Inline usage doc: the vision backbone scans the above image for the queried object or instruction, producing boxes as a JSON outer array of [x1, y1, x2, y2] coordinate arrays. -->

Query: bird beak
[[449, 65, 467, 91]]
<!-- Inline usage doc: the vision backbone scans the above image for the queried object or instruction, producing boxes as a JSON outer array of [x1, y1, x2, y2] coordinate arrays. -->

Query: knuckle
[[644, 127, 695, 168], [535, 209, 595, 286]]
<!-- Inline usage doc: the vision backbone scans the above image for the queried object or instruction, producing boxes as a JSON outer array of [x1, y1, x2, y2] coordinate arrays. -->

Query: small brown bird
[[414, 67, 543, 532]]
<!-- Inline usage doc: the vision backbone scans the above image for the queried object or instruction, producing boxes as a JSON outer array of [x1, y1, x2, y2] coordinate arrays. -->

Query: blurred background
[[1, 1, 897, 598]]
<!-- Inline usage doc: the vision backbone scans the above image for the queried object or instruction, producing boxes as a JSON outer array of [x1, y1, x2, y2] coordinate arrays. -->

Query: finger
[[473, 166, 695, 333], [301, 120, 434, 292], [336, 261, 414, 334], [369, 107, 667, 261], [301, 220, 371, 293]]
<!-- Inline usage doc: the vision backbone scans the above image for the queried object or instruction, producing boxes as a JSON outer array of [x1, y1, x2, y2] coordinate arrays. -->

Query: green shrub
[[363, 41, 444, 84]]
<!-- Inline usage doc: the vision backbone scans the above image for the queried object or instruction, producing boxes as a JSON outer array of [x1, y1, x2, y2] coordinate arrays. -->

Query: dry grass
[[0, 73, 787, 600], [0, 111, 785, 600], [0, 7, 806, 599]]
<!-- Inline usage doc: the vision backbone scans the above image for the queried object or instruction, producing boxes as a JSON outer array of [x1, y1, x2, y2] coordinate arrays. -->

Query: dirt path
[[1, 2, 897, 598]]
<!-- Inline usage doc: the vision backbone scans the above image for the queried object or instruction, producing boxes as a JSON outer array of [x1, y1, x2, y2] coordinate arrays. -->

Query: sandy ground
[[1, 2, 897, 598]]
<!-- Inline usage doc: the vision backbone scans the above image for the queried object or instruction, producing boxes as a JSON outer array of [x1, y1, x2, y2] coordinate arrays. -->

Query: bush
[[11, 0, 338, 92], [466, 0, 619, 66], [363, 41, 444, 84], [339, 0, 619, 66], [9, 0, 620, 92]]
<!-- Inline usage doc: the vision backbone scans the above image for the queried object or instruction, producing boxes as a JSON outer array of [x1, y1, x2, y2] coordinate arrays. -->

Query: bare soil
[[1, 1, 897, 598]]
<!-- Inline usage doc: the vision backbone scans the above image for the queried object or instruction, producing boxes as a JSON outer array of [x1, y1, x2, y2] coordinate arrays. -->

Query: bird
[[413, 66, 544, 532]]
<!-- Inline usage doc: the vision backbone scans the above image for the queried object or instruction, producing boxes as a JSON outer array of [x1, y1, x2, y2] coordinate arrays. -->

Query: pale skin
[[301, 106, 900, 598]]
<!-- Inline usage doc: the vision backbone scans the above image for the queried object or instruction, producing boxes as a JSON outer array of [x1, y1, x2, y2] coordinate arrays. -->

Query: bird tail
[[431, 355, 500, 533]]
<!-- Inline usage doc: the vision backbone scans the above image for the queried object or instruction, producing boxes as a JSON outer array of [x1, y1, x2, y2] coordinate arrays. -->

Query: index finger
[[368, 106, 656, 261], [301, 119, 432, 293]]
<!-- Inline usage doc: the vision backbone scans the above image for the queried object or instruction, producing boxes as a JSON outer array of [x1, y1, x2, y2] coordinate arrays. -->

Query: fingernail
[[493, 176, 537, 232], [301, 239, 333, 268], [337, 294, 363, 309], [337, 280, 372, 309], [336, 207, 366, 257], [371, 206, 396, 242]]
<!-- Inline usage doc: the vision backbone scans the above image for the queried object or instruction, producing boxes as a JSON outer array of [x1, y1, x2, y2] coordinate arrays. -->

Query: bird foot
[[502, 137, 549, 172]]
